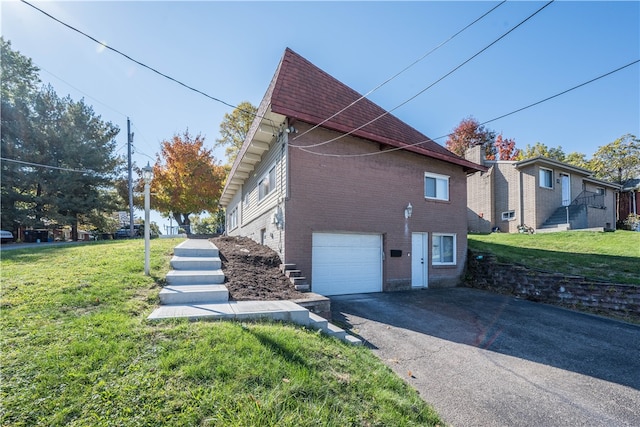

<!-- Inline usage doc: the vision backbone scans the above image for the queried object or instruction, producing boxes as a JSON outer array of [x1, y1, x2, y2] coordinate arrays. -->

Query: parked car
[[115, 225, 142, 239], [1, 230, 14, 243]]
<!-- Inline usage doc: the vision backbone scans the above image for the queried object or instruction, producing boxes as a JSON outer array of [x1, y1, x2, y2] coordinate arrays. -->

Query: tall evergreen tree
[[1, 38, 122, 239]]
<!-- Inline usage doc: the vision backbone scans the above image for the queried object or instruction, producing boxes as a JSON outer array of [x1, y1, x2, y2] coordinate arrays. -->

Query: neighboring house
[[618, 178, 639, 223], [219, 48, 484, 296], [465, 145, 620, 233]]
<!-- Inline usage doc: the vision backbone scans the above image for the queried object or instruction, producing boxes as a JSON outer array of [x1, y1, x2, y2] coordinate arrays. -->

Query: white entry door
[[561, 174, 571, 206], [411, 232, 428, 288]]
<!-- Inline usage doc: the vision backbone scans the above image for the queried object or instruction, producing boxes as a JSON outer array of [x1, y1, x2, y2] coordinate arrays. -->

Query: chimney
[[464, 144, 484, 165]]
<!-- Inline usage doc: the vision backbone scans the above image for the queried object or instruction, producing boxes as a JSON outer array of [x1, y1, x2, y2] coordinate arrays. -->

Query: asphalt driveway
[[331, 288, 640, 427]]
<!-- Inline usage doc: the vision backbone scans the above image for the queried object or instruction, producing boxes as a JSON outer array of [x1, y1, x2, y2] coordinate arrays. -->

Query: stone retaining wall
[[465, 250, 640, 323]]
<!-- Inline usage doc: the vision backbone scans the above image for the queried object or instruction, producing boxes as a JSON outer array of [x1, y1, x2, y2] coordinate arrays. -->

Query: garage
[[311, 233, 382, 296]]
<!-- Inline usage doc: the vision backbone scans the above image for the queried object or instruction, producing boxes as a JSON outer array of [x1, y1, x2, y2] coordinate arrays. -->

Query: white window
[[424, 172, 449, 201], [502, 210, 516, 221], [258, 165, 276, 201], [243, 192, 251, 208], [539, 167, 553, 189], [228, 206, 238, 230], [595, 187, 605, 195], [432, 234, 456, 265]]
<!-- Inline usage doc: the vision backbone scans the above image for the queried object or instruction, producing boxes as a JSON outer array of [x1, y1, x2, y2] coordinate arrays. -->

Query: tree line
[[1, 38, 123, 240]]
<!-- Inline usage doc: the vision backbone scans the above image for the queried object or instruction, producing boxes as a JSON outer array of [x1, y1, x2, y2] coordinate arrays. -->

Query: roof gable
[[220, 48, 486, 206], [270, 48, 483, 171]]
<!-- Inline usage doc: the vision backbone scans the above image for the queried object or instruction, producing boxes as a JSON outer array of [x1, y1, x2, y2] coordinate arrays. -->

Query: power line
[[19, 0, 253, 116], [36, 62, 128, 118], [0, 157, 95, 174], [477, 59, 640, 128], [294, 0, 555, 150], [297, 58, 639, 158], [290, 0, 507, 144]]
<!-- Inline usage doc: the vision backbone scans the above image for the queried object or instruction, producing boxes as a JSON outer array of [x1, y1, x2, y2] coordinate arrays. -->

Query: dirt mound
[[211, 236, 309, 301]]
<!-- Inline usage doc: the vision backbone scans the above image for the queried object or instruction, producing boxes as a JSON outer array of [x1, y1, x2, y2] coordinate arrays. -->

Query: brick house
[[465, 145, 620, 233], [618, 178, 639, 225], [219, 48, 484, 296]]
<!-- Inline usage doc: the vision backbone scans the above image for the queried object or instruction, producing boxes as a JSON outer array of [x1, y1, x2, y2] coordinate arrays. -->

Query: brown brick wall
[[285, 123, 469, 291]]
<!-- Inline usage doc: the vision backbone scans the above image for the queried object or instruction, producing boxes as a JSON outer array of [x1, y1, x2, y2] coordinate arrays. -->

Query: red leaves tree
[[445, 116, 496, 159], [151, 130, 226, 231], [491, 133, 520, 160]]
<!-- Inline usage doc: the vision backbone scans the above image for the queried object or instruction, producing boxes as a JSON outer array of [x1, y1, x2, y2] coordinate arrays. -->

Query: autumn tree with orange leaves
[[151, 130, 226, 232], [489, 133, 520, 160], [445, 116, 496, 159]]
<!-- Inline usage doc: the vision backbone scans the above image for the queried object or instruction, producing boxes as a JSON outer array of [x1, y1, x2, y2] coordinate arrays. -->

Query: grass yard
[[468, 231, 640, 285], [0, 239, 441, 426]]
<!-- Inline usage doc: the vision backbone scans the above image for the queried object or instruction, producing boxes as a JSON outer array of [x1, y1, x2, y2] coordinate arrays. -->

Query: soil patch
[[211, 236, 309, 301]]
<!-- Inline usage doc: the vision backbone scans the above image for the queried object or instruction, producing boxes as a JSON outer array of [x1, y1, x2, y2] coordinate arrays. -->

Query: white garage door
[[312, 233, 382, 296]]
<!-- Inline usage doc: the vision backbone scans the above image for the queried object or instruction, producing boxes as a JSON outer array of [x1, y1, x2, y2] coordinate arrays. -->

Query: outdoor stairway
[[281, 263, 310, 292], [148, 240, 360, 345], [539, 204, 587, 232], [161, 239, 228, 304]]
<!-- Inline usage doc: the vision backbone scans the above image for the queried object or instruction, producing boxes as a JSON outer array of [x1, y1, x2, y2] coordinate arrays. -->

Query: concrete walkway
[[148, 239, 361, 345]]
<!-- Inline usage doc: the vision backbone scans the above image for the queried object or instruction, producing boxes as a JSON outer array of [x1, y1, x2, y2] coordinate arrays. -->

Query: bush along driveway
[[331, 288, 640, 427]]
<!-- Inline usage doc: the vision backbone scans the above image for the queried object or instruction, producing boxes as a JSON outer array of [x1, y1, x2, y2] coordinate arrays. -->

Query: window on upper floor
[[258, 165, 276, 201], [596, 187, 606, 196], [432, 233, 456, 265], [424, 172, 449, 201], [539, 167, 553, 189]]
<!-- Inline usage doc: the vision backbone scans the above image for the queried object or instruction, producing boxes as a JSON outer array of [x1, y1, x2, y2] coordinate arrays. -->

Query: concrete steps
[[148, 239, 361, 345], [166, 269, 225, 285], [159, 284, 229, 304], [173, 239, 219, 257], [280, 263, 310, 292], [148, 300, 361, 346], [171, 256, 221, 270]]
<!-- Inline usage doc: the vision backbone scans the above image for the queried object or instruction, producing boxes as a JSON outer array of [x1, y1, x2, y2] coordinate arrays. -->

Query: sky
[[2, 0, 639, 232]]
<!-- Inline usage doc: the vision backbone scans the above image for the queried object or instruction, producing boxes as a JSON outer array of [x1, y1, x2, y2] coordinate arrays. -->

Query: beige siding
[[228, 132, 288, 256]]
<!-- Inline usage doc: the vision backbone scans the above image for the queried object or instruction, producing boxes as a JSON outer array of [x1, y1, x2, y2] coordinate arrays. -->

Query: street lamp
[[142, 162, 153, 276]]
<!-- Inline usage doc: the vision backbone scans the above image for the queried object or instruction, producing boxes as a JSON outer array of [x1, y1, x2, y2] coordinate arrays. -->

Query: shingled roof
[[220, 48, 484, 206], [271, 48, 483, 170]]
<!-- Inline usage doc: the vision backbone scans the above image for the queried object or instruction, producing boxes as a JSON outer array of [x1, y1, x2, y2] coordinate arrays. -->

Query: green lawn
[[0, 239, 441, 426], [468, 230, 640, 285]]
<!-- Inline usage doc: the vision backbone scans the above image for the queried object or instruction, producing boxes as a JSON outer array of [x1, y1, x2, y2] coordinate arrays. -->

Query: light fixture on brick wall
[[404, 202, 413, 219]]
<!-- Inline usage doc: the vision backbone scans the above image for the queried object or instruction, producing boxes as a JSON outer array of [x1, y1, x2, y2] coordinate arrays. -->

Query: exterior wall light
[[405, 202, 413, 219]]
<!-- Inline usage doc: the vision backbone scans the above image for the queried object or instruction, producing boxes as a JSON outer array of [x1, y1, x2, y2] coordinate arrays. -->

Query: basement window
[[501, 210, 516, 221]]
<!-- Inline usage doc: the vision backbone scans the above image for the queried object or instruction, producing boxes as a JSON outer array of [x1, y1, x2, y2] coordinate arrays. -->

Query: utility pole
[[127, 118, 135, 238]]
